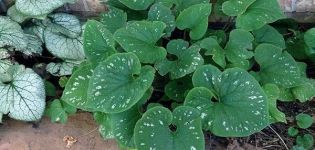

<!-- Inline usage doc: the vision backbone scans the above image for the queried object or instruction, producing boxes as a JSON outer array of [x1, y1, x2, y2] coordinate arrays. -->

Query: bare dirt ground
[[0, 112, 118, 150]]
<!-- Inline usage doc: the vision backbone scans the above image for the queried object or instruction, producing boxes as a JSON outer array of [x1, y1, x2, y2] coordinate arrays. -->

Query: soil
[[0, 112, 118, 150]]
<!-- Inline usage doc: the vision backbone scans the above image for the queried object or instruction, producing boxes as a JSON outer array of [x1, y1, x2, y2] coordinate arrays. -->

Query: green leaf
[[224, 29, 254, 69], [118, 0, 154, 10], [235, 0, 285, 31], [114, 21, 167, 64], [45, 99, 76, 124], [155, 0, 174, 7], [296, 134, 314, 150], [100, 7, 127, 34], [304, 28, 315, 60], [62, 63, 96, 112], [263, 84, 286, 123], [186, 65, 269, 137], [84, 20, 116, 65], [174, 0, 209, 11], [15, 0, 76, 16], [292, 79, 315, 103], [165, 76, 193, 102], [87, 53, 155, 113], [255, 44, 301, 88], [176, 3, 212, 40], [148, 4, 175, 37], [45, 81, 56, 97], [0, 66, 45, 121], [44, 28, 85, 60], [155, 39, 204, 79], [58, 76, 69, 88], [200, 37, 226, 68], [0, 16, 27, 49], [93, 112, 114, 139], [288, 127, 299, 137], [134, 106, 204, 150], [252, 25, 286, 49], [47, 13, 82, 38], [222, 0, 256, 16], [296, 113, 314, 129]]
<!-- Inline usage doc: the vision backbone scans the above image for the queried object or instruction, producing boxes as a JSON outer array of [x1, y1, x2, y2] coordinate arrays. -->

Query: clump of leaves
[[60, 0, 315, 149]]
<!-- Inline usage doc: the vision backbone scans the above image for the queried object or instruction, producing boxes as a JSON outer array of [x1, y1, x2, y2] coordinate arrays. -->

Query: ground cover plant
[[0, 0, 315, 149]]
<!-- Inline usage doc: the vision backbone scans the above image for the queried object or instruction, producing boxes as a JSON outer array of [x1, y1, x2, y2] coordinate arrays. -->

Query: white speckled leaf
[[174, 0, 209, 11], [0, 17, 27, 50], [0, 66, 45, 121], [222, 0, 255, 16], [176, 3, 212, 40], [200, 37, 226, 68], [15, 0, 77, 16], [255, 44, 301, 88], [155, 39, 204, 79], [134, 106, 204, 150], [148, 4, 175, 37], [48, 13, 82, 38], [118, 0, 154, 10], [252, 25, 286, 49], [185, 65, 269, 137], [114, 21, 167, 64], [235, 0, 285, 31], [62, 63, 96, 111], [87, 53, 155, 113], [46, 61, 81, 76], [100, 6, 127, 34], [44, 28, 85, 60]]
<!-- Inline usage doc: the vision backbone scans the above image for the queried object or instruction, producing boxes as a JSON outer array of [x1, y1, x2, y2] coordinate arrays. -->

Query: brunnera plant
[[60, 0, 315, 149]]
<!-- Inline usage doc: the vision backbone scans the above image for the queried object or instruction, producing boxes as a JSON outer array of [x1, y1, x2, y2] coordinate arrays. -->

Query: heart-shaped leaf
[[185, 65, 269, 137], [45, 99, 76, 124], [114, 21, 167, 64], [296, 113, 314, 129], [15, 0, 76, 16], [47, 13, 82, 38], [87, 53, 155, 113], [155, 39, 204, 79], [84, 20, 116, 65], [255, 44, 301, 88], [200, 37, 226, 68], [263, 84, 286, 123], [118, 0, 154, 10], [0, 17, 27, 49], [176, 3, 212, 40], [148, 4, 175, 37], [17, 34, 43, 56], [0, 66, 45, 121], [235, 0, 285, 31], [174, 0, 209, 11], [134, 106, 204, 150], [252, 25, 286, 49], [165, 76, 193, 102], [222, 0, 256, 16], [100, 7, 127, 34]]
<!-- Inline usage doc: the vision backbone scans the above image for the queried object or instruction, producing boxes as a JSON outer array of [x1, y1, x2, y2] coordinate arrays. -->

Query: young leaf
[[222, 0, 256, 16], [100, 7, 127, 34], [15, 0, 76, 16], [62, 63, 96, 112], [252, 25, 286, 49], [87, 53, 155, 113], [263, 84, 286, 123], [155, 39, 204, 79], [134, 106, 204, 150], [292, 79, 315, 103], [84, 20, 116, 65], [114, 21, 167, 64], [0, 66, 45, 121], [47, 13, 82, 38], [296, 134, 314, 150], [45, 99, 76, 124], [288, 127, 299, 137], [94, 112, 115, 139], [44, 28, 85, 60], [200, 37, 226, 68], [296, 113, 314, 129], [0, 16, 27, 49], [118, 0, 154, 10], [45, 81, 56, 97], [148, 4, 175, 37], [186, 65, 269, 137], [255, 44, 301, 88], [235, 0, 285, 31], [176, 3, 212, 40]]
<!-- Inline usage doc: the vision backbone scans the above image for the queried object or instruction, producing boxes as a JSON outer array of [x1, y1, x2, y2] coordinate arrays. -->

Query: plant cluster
[[0, 0, 315, 149]]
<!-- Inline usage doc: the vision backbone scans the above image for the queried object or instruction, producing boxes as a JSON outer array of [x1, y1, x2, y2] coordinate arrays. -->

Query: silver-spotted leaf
[[155, 39, 204, 79], [235, 0, 285, 31], [222, 0, 255, 16], [186, 65, 269, 137], [100, 7, 127, 34], [148, 4, 175, 37], [200, 37, 226, 68], [84, 20, 116, 65], [252, 25, 285, 49], [176, 3, 212, 40], [255, 44, 301, 88], [114, 21, 167, 64], [134, 106, 204, 150], [174, 0, 209, 11], [87, 53, 155, 113], [0, 17, 27, 49], [0, 66, 45, 121]]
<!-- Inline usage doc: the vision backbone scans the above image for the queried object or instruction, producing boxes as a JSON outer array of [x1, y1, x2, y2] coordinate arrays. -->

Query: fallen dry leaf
[[63, 135, 77, 148]]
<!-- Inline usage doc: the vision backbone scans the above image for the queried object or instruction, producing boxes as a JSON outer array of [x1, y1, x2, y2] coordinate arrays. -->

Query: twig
[[269, 125, 289, 150], [77, 127, 99, 138]]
